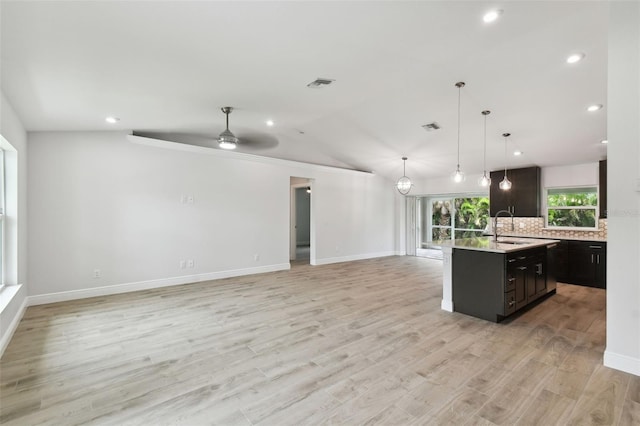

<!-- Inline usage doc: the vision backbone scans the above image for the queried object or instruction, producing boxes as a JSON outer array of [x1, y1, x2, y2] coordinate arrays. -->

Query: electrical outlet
[[519, 222, 525, 229], [179, 260, 186, 269], [93, 269, 101, 278], [187, 259, 194, 268], [187, 195, 194, 204]]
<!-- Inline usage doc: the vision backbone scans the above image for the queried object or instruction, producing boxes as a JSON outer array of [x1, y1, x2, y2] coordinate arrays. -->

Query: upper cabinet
[[489, 166, 541, 217], [599, 160, 607, 218]]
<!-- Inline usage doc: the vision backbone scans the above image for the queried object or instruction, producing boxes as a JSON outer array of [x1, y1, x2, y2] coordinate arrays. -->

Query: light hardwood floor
[[1, 256, 638, 425]]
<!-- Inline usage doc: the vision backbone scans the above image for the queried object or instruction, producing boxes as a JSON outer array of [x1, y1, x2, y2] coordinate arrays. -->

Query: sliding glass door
[[415, 194, 489, 257]]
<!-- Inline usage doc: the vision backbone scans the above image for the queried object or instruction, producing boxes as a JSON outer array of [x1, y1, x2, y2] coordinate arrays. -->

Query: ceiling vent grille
[[422, 122, 441, 131], [307, 78, 335, 88]]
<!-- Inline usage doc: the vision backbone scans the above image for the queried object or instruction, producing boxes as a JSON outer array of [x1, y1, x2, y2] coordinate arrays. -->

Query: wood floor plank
[[0, 256, 635, 425]]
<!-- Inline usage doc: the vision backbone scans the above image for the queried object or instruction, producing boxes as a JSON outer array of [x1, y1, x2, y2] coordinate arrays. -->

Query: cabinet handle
[[508, 301, 515, 307], [591, 254, 594, 263], [589, 245, 602, 249], [508, 278, 516, 282], [508, 259, 516, 263], [597, 254, 600, 264], [517, 256, 527, 260], [517, 266, 527, 271]]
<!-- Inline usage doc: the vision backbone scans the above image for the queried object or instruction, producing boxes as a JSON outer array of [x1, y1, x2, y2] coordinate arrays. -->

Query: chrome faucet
[[493, 209, 514, 241]]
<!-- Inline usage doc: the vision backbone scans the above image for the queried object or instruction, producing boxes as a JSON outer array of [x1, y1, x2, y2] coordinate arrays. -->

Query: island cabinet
[[453, 246, 550, 322], [489, 166, 541, 217]]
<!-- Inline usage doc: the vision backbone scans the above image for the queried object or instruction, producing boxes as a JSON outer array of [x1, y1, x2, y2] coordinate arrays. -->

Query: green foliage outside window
[[430, 196, 490, 241], [547, 188, 598, 228]]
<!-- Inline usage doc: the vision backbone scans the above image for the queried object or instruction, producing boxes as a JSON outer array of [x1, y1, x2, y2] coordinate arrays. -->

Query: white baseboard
[[441, 299, 454, 312], [28, 263, 291, 306], [312, 251, 396, 266], [0, 289, 28, 358], [604, 349, 640, 376]]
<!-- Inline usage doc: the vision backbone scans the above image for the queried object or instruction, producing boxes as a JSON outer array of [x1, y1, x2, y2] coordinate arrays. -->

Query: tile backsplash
[[496, 217, 607, 240]]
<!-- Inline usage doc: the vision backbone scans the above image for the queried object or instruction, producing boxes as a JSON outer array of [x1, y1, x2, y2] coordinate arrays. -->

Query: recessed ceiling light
[[587, 104, 603, 112], [566, 53, 585, 64], [513, 151, 523, 156], [105, 116, 120, 124], [601, 139, 608, 144], [266, 120, 274, 127], [483, 9, 503, 23]]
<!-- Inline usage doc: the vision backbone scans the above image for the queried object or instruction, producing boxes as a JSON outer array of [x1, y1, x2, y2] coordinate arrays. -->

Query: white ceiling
[[1, 1, 608, 181]]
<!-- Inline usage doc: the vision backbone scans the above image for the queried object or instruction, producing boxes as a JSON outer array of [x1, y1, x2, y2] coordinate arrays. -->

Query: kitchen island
[[439, 237, 560, 322]]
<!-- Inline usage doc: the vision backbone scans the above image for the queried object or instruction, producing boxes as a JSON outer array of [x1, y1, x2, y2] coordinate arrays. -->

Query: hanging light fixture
[[499, 132, 512, 190], [396, 157, 413, 195], [452, 82, 466, 183], [478, 110, 492, 187], [218, 107, 239, 150]]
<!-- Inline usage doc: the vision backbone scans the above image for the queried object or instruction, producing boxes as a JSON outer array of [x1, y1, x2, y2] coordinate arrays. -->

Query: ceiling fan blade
[[235, 132, 279, 150], [132, 131, 216, 148]]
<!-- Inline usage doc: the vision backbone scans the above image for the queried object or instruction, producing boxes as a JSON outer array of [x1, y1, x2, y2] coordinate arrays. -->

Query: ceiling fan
[[131, 106, 278, 151]]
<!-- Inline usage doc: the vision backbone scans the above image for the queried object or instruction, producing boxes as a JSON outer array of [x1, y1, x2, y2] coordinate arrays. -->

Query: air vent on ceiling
[[422, 122, 441, 131], [307, 78, 335, 88]]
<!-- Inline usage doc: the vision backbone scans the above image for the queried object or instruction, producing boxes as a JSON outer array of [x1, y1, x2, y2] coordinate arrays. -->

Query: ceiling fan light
[[218, 129, 238, 150]]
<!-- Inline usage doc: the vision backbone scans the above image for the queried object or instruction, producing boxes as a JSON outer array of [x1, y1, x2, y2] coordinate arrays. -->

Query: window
[[546, 187, 598, 229]]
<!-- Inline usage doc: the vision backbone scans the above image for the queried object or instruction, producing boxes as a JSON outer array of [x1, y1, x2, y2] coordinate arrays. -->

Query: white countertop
[[494, 232, 606, 243], [437, 236, 560, 254]]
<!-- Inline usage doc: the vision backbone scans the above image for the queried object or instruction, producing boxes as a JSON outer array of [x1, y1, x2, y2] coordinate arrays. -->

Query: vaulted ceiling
[[1, 1, 608, 181]]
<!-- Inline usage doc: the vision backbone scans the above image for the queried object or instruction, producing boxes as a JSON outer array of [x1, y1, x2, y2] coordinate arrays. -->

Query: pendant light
[[218, 107, 239, 150], [478, 110, 492, 187], [396, 157, 413, 195], [452, 82, 466, 183], [499, 132, 512, 190]]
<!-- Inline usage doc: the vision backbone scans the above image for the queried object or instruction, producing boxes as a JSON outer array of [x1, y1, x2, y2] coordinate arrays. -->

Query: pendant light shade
[[478, 110, 492, 187], [499, 132, 512, 190], [396, 157, 413, 195], [452, 82, 466, 183], [218, 107, 239, 150]]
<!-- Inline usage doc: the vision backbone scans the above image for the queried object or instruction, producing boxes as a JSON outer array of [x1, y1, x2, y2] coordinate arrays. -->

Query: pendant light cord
[[457, 86, 461, 168], [483, 113, 487, 171], [504, 135, 508, 176]]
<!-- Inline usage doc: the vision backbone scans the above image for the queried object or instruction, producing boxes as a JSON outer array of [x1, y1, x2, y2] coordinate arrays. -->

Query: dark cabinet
[[453, 246, 553, 322], [507, 249, 546, 311], [568, 241, 606, 288], [490, 166, 541, 217], [599, 160, 607, 218]]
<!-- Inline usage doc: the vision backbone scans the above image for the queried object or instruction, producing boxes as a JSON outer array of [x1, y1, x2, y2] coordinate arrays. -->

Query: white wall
[[0, 91, 29, 356], [27, 132, 397, 301], [605, 2, 640, 376]]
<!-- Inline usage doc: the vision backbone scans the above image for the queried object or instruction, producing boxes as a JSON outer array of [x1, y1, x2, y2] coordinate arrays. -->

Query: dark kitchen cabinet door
[[490, 166, 541, 217], [513, 265, 528, 310], [568, 241, 606, 289], [599, 160, 607, 218], [553, 241, 569, 283]]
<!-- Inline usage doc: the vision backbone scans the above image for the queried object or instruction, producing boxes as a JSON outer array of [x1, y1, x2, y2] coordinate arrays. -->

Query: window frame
[[545, 185, 599, 230]]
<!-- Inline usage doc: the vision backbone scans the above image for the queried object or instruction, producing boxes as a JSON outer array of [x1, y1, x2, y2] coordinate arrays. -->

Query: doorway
[[290, 177, 314, 264]]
